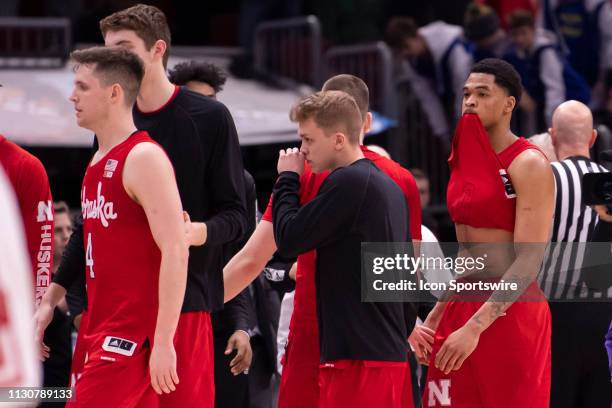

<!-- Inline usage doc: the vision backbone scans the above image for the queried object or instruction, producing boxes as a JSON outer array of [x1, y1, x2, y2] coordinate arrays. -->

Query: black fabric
[[272, 158, 415, 362], [40, 308, 72, 408], [213, 335, 249, 408], [550, 302, 612, 408], [214, 170, 257, 336], [54, 87, 248, 313], [250, 275, 281, 375]]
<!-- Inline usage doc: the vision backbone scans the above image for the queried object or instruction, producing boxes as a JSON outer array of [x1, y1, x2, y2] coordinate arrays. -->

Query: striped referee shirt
[[539, 156, 611, 300]]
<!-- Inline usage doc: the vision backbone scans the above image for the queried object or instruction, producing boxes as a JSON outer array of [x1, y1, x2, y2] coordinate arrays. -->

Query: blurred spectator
[[596, 1, 612, 88], [476, 0, 537, 29], [385, 17, 473, 120], [52, 202, 73, 275], [538, 0, 605, 87], [0, 166, 40, 391], [505, 9, 591, 130], [594, 70, 612, 132], [410, 168, 439, 236], [464, 2, 511, 61], [386, 23, 451, 139]]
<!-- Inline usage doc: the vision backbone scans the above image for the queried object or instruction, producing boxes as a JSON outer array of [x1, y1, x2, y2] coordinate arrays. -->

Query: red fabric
[[478, 0, 537, 29], [0, 134, 53, 307], [318, 360, 410, 408], [70, 311, 90, 387], [81, 131, 160, 353], [278, 321, 320, 408], [447, 114, 546, 232], [67, 337, 157, 408], [266, 147, 421, 407], [158, 311, 214, 408], [423, 283, 551, 407]]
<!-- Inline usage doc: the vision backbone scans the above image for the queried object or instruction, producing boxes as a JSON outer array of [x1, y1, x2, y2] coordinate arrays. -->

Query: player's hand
[[33, 302, 53, 360], [277, 147, 304, 175], [408, 324, 435, 365], [435, 324, 480, 375], [288, 263, 297, 281], [149, 341, 179, 394], [592, 205, 612, 223], [226, 330, 252, 376], [183, 211, 207, 246], [73, 313, 82, 331]]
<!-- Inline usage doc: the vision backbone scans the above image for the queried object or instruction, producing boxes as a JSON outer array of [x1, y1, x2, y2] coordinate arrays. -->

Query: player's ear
[[334, 132, 345, 150], [153, 39, 167, 63], [363, 112, 372, 134], [110, 84, 122, 104], [505, 95, 516, 114]]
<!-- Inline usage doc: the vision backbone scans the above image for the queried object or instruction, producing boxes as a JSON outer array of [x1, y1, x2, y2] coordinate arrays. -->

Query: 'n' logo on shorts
[[499, 169, 516, 199], [102, 336, 137, 356], [428, 379, 451, 406]]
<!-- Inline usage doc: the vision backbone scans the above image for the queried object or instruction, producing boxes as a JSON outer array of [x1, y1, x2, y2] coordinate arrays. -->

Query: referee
[[537, 100, 612, 408]]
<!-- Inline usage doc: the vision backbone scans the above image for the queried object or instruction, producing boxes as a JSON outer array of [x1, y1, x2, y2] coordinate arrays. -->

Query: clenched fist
[[277, 147, 304, 175]]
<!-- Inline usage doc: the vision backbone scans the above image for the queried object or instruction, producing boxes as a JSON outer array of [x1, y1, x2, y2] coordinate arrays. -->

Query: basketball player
[[216, 74, 424, 407], [40, 46, 187, 406], [35, 5, 247, 406], [272, 90, 413, 407], [420, 58, 554, 407]]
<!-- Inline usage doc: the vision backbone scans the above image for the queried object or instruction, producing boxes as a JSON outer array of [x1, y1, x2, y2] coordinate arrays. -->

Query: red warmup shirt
[[447, 113, 546, 232], [262, 146, 422, 323], [80, 131, 161, 360], [0, 135, 53, 307]]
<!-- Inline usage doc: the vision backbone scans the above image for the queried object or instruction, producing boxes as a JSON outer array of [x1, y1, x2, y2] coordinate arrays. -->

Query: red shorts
[[423, 295, 551, 407], [69, 311, 90, 386], [158, 311, 214, 408], [278, 319, 320, 408], [318, 360, 410, 408], [67, 335, 156, 408]]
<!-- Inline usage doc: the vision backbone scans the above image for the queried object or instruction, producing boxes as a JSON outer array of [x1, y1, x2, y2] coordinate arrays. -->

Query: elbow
[[275, 238, 299, 259]]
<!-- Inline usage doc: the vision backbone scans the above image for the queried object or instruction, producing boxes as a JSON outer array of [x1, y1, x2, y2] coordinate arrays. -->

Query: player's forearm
[[39, 282, 67, 309], [223, 250, 267, 302], [467, 244, 547, 334], [154, 244, 188, 344]]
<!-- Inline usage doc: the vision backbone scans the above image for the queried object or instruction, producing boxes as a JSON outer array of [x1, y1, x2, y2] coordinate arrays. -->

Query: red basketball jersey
[[80, 131, 160, 360]]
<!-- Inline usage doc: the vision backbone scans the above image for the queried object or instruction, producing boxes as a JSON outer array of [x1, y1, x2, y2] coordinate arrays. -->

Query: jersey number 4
[[86, 233, 95, 278]]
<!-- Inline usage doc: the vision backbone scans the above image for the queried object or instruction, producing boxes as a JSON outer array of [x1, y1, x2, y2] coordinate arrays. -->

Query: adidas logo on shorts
[[102, 336, 137, 356]]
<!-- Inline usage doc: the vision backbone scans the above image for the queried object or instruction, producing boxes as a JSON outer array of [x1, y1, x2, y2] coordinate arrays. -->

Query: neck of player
[[95, 110, 137, 155], [331, 144, 365, 171], [136, 64, 176, 113], [486, 119, 517, 153]]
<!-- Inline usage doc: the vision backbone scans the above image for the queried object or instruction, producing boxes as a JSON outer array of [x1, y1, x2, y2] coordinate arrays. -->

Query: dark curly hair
[[168, 61, 227, 93]]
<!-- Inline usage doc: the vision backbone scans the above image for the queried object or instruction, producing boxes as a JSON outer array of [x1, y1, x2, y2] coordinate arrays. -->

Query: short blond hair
[[290, 91, 362, 144]]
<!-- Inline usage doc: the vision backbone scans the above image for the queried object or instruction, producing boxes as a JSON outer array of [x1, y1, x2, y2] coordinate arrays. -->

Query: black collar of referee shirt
[[566, 155, 591, 162]]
